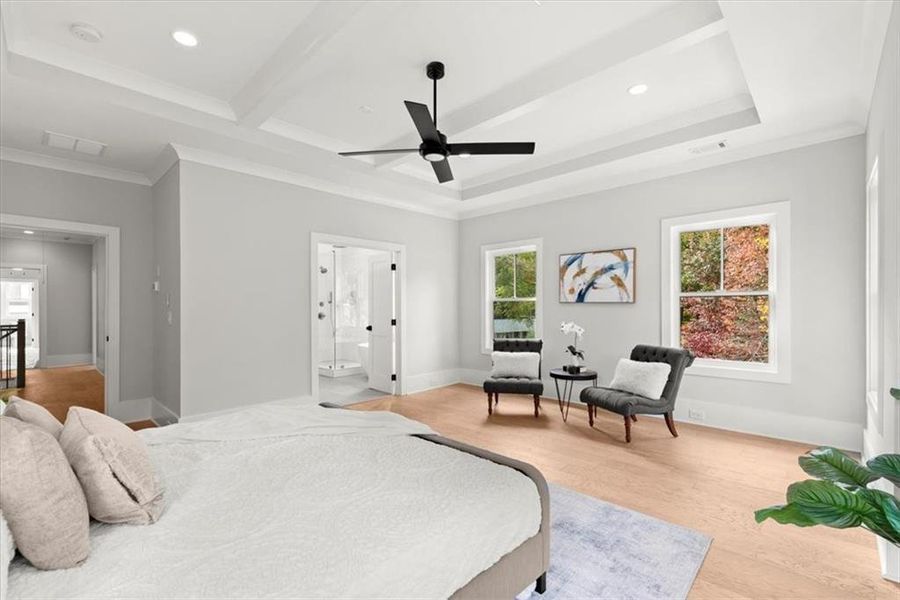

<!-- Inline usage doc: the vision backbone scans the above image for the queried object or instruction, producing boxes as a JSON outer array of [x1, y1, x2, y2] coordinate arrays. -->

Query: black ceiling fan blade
[[431, 159, 453, 183], [404, 101, 440, 143], [448, 142, 535, 156], [338, 148, 418, 157]]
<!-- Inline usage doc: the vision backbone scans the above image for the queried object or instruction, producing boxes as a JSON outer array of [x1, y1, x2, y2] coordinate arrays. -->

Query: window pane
[[680, 229, 721, 292], [494, 254, 514, 298], [680, 296, 769, 362], [515, 251, 537, 298], [493, 300, 536, 339], [724, 225, 769, 291]]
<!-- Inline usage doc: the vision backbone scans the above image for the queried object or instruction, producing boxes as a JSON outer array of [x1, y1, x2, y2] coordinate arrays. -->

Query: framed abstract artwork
[[559, 248, 635, 303]]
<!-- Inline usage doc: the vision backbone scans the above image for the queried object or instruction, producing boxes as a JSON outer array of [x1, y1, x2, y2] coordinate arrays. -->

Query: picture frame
[[559, 247, 636, 303]]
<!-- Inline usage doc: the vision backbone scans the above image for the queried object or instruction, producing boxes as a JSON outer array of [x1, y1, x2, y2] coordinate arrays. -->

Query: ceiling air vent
[[42, 131, 107, 156], [688, 140, 727, 155]]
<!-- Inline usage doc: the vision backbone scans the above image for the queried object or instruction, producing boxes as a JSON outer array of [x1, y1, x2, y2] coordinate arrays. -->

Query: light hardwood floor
[[354, 384, 899, 599], [8, 365, 103, 422]]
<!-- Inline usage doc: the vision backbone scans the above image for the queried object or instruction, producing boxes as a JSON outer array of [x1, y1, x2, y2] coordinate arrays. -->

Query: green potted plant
[[755, 447, 900, 546]]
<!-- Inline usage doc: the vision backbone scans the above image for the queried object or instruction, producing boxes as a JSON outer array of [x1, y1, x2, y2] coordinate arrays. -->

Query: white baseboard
[[455, 368, 862, 450], [95, 356, 105, 374], [44, 353, 93, 368], [672, 396, 862, 451], [151, 397, 179, 426], [405, 369, 463, 394], [107, 396, 153, 423]]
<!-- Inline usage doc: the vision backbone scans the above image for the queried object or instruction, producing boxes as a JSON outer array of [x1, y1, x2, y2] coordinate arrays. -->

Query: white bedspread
[[8, 403, 541, 599]]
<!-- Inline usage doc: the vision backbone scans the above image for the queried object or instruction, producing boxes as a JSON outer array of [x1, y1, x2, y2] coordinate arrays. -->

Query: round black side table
[[549, 368, 598, 422]]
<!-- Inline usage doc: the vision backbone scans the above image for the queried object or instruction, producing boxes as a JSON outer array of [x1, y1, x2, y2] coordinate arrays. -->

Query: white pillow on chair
[[609, 359, 672, 400], [491, 351, 540, 379]]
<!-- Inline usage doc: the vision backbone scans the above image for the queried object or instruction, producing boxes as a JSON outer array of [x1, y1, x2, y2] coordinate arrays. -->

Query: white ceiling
[[0, 0, 893, 219]]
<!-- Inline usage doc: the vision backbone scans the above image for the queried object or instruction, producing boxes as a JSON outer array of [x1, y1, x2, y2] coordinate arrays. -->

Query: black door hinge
[[391, 318, 396, 326], [391, 374, 397, 381], [391, 263, 397, 271]]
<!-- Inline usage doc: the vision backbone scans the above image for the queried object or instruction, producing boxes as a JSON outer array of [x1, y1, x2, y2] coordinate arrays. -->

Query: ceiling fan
[[339, 61, 536, 184]]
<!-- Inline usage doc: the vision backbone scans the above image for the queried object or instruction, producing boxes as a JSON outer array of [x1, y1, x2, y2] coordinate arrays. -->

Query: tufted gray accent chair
[[580, 344, 694, 443], [483, 339, 544, 417]]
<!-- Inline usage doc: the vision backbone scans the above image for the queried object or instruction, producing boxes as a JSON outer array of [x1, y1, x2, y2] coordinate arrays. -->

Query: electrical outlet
[[688, 408, 705, 421]]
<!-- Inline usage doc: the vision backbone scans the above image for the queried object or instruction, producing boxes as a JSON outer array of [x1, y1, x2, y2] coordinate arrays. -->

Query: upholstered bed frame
[[319, 403, 550, 597]]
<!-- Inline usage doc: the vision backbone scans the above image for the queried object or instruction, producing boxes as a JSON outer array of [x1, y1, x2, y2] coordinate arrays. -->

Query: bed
[[7, 401, 549, 599]]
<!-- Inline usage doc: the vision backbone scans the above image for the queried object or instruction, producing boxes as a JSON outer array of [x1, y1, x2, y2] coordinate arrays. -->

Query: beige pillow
[[60, 407, 164, 525], [4, 396, 63, 439], [0, 416, 90, 570]]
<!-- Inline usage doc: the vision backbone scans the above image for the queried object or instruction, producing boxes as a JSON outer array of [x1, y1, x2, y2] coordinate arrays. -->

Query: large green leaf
[[798, 447, 876, 487], [755, 503, 817, 527], [866, 454, 900, 487], [855, 488, 900, 545], [786, 480, 882, 528]]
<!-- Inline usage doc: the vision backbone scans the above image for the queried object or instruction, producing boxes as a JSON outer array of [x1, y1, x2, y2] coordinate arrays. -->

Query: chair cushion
[[483, 377, 544, 395], [4, 396, 63, 439], [490, 351, 540, 379], [580, 386, 667, 415], [609, 359, 671, 400]]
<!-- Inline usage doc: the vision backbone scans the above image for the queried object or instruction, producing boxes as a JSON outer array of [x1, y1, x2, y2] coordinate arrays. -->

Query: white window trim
[[481, 238, 543, 354], [660, 201, 791, 383]]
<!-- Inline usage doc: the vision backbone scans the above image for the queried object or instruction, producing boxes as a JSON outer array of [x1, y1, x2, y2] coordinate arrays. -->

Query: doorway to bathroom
[[310, 234, 406, 405]]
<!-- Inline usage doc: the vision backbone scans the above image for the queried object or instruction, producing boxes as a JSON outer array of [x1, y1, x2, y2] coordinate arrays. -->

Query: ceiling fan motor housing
[[419, 131, 448, 162]]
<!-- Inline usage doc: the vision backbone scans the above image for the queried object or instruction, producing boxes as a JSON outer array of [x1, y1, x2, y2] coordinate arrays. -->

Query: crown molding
[[167, 144, 459, 220], [457, 123, 864, 220], [0, 146, 151, 186]]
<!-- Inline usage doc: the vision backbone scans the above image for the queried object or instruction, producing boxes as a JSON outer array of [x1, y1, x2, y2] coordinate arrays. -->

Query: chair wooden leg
[[631, 414, 638, 422], [624, 414, 632, 443], [588, 404, 594, 427], [487, 393, 492, 415], [665, 411, 678, 438], [533, 394, 540, 417], [494, 393, 499, 406]]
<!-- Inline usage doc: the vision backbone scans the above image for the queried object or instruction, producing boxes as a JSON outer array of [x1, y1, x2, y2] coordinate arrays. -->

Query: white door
[[863, 159, 899, 581], [368, 255, 395, 394]]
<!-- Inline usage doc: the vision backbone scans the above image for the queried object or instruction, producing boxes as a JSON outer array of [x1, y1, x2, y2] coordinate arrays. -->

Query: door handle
[[365, 325, 372, 331]]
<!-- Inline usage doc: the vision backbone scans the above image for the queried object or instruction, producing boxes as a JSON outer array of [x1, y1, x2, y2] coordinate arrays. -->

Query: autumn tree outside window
[[661, 203, 791, 383]]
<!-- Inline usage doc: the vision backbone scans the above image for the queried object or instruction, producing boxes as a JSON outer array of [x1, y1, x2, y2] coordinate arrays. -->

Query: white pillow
[[609, 359, 672, 400], [1, 510, 14, 600], [491, 351, 540, 379]]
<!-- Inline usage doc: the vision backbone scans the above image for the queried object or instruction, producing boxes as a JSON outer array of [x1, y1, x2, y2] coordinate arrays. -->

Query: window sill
[[686, 361, 791, 384]]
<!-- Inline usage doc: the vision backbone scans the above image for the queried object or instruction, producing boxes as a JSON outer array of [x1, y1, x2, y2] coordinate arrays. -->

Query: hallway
[[3, 365, 103, 422]]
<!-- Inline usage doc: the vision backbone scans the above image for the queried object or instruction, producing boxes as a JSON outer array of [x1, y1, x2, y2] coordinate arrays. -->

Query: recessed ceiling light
[[628, 83, 649, 96], [172, 30, 198, 47], [458, 152, 471, 158], [23, 230, 34, 235], [70, 23, 103, 43], [358, 105, 374, 114]]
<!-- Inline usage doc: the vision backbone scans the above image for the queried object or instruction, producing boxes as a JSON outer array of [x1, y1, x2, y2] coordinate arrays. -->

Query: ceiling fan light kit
[[339, 61, 536, 184]]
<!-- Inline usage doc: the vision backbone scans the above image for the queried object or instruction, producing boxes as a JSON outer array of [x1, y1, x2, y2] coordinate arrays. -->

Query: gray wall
[[459, 136, 866, 449], [152, 163, 181, 421], [0, 237, 92, 363], [178, 161, 459, 418], [0, 160, 155, 412]]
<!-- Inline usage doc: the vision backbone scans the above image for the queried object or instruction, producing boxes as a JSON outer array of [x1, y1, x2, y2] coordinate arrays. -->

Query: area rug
[[517, 484, 712, 600]]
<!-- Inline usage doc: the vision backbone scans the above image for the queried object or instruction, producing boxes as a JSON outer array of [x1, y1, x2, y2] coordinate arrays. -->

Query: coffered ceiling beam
[[231, 1, 365, 128], [372, 0, 727, 171], [462, 96, 760, 201]]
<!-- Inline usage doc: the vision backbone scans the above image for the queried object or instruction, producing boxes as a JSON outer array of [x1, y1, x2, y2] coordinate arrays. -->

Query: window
[[482, 239, 542, 353], [661, 202, 790, 382]]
